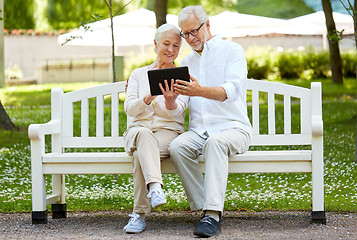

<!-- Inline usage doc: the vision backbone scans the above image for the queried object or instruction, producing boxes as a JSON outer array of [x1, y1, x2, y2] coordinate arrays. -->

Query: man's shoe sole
[[194, 229, 221, 238]]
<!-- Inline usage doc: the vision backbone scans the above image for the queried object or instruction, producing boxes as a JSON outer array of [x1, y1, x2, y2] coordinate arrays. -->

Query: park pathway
[[1, 210, 356, 239]]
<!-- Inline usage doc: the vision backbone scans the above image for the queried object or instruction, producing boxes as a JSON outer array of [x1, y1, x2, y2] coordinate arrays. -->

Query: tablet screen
[[147, 66, 190, 96]]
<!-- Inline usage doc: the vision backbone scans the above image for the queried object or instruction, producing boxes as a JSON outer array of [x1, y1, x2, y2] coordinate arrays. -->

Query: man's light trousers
[[169, 129, 251, 212]]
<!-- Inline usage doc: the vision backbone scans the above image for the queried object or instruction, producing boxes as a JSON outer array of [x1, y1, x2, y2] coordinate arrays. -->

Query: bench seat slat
[[43, 162, 312, 175], [42, 150, 312, 175], [42, 150, 311, 163]]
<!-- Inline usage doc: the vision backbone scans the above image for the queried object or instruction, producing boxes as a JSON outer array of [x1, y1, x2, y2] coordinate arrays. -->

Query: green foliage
[[246, 46, 275, 80], [0, 81, 356, 212], [4, 0, 35, 29], [341, 50, 357, 78], [32, 0, 317, 30], [276, 51, 303, 79], [301, 48, 331, 79], [46, 0, 126, 29], [234, 0, 314, 19], [247, 58, 271, 79], [245, 47, 356, 80]]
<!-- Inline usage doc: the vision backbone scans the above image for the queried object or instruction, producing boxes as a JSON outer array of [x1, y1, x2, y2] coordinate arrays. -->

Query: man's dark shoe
[[193, 215, 221, 238]]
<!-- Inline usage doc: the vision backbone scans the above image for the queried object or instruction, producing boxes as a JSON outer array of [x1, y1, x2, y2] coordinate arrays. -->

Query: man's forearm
[[198, 86, 227, 102]]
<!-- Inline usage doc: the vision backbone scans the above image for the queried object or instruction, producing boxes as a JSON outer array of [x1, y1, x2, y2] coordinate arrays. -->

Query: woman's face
[[155, 31, 181, 64]]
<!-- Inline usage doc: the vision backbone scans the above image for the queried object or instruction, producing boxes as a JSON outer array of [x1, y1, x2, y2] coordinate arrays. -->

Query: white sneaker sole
[[152, 199, 167, 208], [124, 228, 145, 234]]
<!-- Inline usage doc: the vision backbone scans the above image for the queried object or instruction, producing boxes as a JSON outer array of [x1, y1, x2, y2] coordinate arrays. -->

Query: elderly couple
[[123, 5, 252, 238]]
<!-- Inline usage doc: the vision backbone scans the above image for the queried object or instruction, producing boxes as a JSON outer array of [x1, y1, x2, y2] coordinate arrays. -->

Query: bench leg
[[32, 211, 48, 224], [52, 203, 67, 219], [311, 210, 326, 224], [52, 174, 67, 219], [31, 140, 48, 224], [311, 135, 326, 224]]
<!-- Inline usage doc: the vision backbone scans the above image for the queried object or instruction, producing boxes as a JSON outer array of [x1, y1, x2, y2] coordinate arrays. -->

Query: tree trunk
[[0, 101, 15, 130], [153, 0, 167, 28], [353, 0, 357, 49], [0, 0, 4, 88], [321, 0, 343, 84]]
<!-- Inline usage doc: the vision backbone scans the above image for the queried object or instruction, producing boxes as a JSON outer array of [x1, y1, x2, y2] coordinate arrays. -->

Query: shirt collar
[[194, 35, 221, 55]]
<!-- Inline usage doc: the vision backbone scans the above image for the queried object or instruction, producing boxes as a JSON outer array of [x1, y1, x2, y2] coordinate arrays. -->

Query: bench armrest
[[311, 116, 323, 136], [28, 120, 61, 140]]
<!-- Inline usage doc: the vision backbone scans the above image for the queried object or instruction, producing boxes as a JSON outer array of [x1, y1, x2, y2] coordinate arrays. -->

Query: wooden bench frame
[[28, 80, 325, 224]]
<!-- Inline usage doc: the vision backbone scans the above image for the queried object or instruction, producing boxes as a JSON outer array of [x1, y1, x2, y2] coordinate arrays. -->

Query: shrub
[[301, 49, 331, 79], [276, 51, 303, 79], [246, 46, 275, 80], [247, 58, 272, 79], [341, 51, 357, 78]]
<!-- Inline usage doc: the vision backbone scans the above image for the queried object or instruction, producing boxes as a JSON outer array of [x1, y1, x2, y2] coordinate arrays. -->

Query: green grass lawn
[[0, 78, 356, 213]]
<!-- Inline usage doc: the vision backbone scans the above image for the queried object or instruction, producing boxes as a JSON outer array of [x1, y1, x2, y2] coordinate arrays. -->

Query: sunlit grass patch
[[0, 81, 356, 213]]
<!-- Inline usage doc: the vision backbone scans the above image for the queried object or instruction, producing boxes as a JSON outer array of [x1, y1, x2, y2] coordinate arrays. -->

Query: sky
[[303, 0, 351, 15]]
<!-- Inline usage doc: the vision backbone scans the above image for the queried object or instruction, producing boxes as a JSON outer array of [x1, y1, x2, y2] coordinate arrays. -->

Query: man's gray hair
[[178, 5, 208, 26], [155, 23, 181, 44]]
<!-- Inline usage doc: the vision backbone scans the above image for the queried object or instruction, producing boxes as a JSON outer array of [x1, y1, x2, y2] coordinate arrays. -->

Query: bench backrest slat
[[251, 89, 260, 135], [284, 95, 291, 134], [96, 96, 104, 137], [112, 93, 120, 137], [268, 91, 275, 135], [81, 99, 89, 137], [54, 80, 319, 149]]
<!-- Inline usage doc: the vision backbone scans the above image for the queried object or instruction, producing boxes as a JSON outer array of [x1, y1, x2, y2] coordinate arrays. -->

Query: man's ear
[[206, 20, 211, 31]]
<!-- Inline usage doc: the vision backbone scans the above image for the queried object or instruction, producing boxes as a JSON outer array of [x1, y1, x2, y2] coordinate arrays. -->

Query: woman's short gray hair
[[155, 23, 181, 44], [178, 5, 208, 26]]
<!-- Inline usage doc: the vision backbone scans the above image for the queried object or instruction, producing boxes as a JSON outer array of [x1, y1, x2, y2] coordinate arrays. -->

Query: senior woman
[[123, 23, 188, 234]]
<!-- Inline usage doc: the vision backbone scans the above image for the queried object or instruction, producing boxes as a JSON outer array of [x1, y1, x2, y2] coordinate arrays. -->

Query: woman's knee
[[136, 127, 155, 140]]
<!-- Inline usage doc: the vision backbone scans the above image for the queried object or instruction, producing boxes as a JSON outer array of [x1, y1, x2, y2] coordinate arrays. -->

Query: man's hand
[[159, 79, 178, 110], [174, 75, 227, 101], [174, 75, 202, 97]]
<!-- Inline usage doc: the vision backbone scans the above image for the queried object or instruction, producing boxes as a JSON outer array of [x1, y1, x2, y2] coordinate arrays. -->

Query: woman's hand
[[159, 79, 178, 110], [143, 95, 156, 105]]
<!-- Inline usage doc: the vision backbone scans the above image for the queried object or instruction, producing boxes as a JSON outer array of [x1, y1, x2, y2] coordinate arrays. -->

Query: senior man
[[170, 5, 253, 238]]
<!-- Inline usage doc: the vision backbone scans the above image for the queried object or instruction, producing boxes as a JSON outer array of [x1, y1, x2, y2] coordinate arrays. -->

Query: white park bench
[[28, 79, 325, 224]]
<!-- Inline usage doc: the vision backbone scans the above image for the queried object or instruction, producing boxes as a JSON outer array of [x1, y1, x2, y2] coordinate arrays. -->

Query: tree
[[4, 0, 35, 29], [0, 101, 15, 130], [62, 0, 133, 82], [47, 0, 126, 29], [322, 0, 344, 84], [0, 0, 16, 130], [154, 0, 167, 28], [335, 0, 357, 49], [149, 0, 238, 28], [104, 0, 133, 82], [334, 0, 357, 162]]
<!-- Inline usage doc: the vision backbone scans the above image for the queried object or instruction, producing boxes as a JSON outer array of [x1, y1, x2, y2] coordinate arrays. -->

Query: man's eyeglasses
[[180, 23, 205, 39]]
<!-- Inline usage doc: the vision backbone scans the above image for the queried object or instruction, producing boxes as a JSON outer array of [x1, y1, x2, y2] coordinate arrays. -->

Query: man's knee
[[168, 136, 182, 156], [204, 135, 226, 150]]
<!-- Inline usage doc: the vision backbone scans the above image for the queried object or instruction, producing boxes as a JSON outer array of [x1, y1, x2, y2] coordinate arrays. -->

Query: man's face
[[180, 13, 208, 52]]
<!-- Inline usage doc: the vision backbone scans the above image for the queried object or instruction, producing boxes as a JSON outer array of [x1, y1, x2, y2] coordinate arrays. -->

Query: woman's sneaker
[[147, 189, 167, 208], [123, 213, 146, 234]]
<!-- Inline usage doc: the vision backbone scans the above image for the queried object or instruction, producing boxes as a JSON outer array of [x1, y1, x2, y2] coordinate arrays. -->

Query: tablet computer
[[147, 66, 190, 96]]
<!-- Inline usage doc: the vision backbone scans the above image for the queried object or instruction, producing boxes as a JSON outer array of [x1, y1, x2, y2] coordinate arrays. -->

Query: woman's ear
[[154, 39, 158, 53]]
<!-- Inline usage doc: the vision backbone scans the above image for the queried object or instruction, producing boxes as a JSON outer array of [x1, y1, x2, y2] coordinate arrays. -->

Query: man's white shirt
[[180, 35, 252, 138]]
